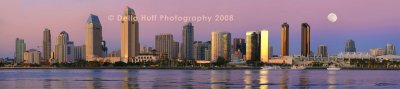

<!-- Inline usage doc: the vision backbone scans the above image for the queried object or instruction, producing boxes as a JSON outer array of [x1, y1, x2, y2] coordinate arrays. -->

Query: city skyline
[[1, 0, 400, 58]]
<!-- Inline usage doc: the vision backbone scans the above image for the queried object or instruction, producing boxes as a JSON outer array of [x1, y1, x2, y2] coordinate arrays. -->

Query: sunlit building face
[[260, 30, 269, 63]]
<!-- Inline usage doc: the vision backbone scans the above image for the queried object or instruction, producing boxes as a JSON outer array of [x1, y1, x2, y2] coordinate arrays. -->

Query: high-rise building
[[318, 44, 328, 57], [385, 43, 396, 55], [155, 34, 177, 59], [15, 38, 26, 63], [232, 38, 245, 59], [260, 30, 269, 63], [85, 14, 104, 61], [211, 31, 231, 62], [74, 45, 85, 60], [269, 46, 273, 58], [204, 41, 211, 60], [66, 41, 75, 62], [23, 49, 41, 64], [245, 31, 260, 62], [233, 38, 245, 53], [193, 41, 205, 60], [172, 41, 179, 59], [281, 22, 289, 56], [121, 6, 139, 63], [43, 28, 51, 62], [345, 39, 357, 52], [181, 22, 194, 60], [55, 31, 70, 63], [301, 23, 311, 57], [370, 48, 385, 56]]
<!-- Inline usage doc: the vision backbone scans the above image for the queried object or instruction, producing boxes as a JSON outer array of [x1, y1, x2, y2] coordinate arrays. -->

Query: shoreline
[[1, 67, 400, 70]]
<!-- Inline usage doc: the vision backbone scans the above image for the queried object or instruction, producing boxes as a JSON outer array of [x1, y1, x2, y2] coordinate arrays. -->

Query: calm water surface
[[0, 69, 399, 89]]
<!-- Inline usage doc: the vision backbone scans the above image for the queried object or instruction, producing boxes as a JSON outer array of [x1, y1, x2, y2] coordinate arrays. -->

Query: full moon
[[327, 13, 337, 23]]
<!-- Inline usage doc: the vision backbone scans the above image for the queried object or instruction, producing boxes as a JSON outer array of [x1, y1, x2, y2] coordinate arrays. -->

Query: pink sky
[[1, 0, 400, 58]]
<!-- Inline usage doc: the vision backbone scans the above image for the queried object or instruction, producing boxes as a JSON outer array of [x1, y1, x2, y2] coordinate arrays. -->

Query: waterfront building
[[55, 31, 72, 63], [74, 45, 85, 60], [23, 49, 41, 64], [385, 43, 396, 55], [193, 41, 205, 60], [43, 28, 51, 62], [318, 44, 328, 57], [85, 14, 104, 61], [245, 31, 260, 62], [181, 22, 194, 60], [204, 41, 211, 60], [211, 31, 231, 62], [260, 30, 269, 63], [155, 34, 177, 59], [15, 38, 26, 63], [281, 22, 289, 56], [121, 6, 139, 63], [345, 39, 357, 52], [370, 48, 385, 57], [301, 23, 311, 56]]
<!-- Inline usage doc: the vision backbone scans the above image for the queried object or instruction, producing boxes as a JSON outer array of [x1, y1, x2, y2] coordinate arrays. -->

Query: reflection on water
[[0, 69, 399, 89], [280, 70, 288, 89], [328, 71, 337, 89], [259, 70, 269, 89]]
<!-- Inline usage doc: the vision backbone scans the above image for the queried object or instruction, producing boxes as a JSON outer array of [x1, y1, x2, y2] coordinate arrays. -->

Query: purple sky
[[1, 0, 400, 58]]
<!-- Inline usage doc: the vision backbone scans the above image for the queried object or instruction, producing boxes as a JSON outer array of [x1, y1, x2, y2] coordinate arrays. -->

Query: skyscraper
[[246, 31, 260, 62], [232, 38, 245, 59], [318, 44, 328, 57], [269, 46, 273, 58], [193, 41, 205, 60], [260, 30, 269, 63], [121, 6, 139, 63], [181, 22, 194, 60], [211, 31, 231, 62], [345, 39, 356, 52], [155, 34, 176, 59], [203, 41, 211, 60], [301, 23, 311, 57], [85, 14, 104, 61], [43, 28, 51, 62], [281, 22, 289, 56], [385, 43, 396, 55], [55, 31, 70, 63], [15, 38, 26, 63], [233, 38, 245, 53], [172, 41, 180, 59]]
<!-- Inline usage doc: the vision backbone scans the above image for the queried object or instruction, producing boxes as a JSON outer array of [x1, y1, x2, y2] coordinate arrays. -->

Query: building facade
[[245, 31, 260, 62], [193, 41, 205, 60], [318, 44, 328, 57], [121, 6, 139, 63], [211, 32, 231, 62], [85, 14, 104, 61], [385, 43, 396, 55], [155, 34, 177, 59], [181, 22, 194, 60], [281, 22, 289, 56], [301, 23, 311, 57], [15, 38, 26, 63], [345, 39, 357, 52], [55, 31, 72, 63], [43, 28, 51, 62], [23, 49, 41, 64], [260, 30, 269, 63], [370, 48, 385, 56]]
